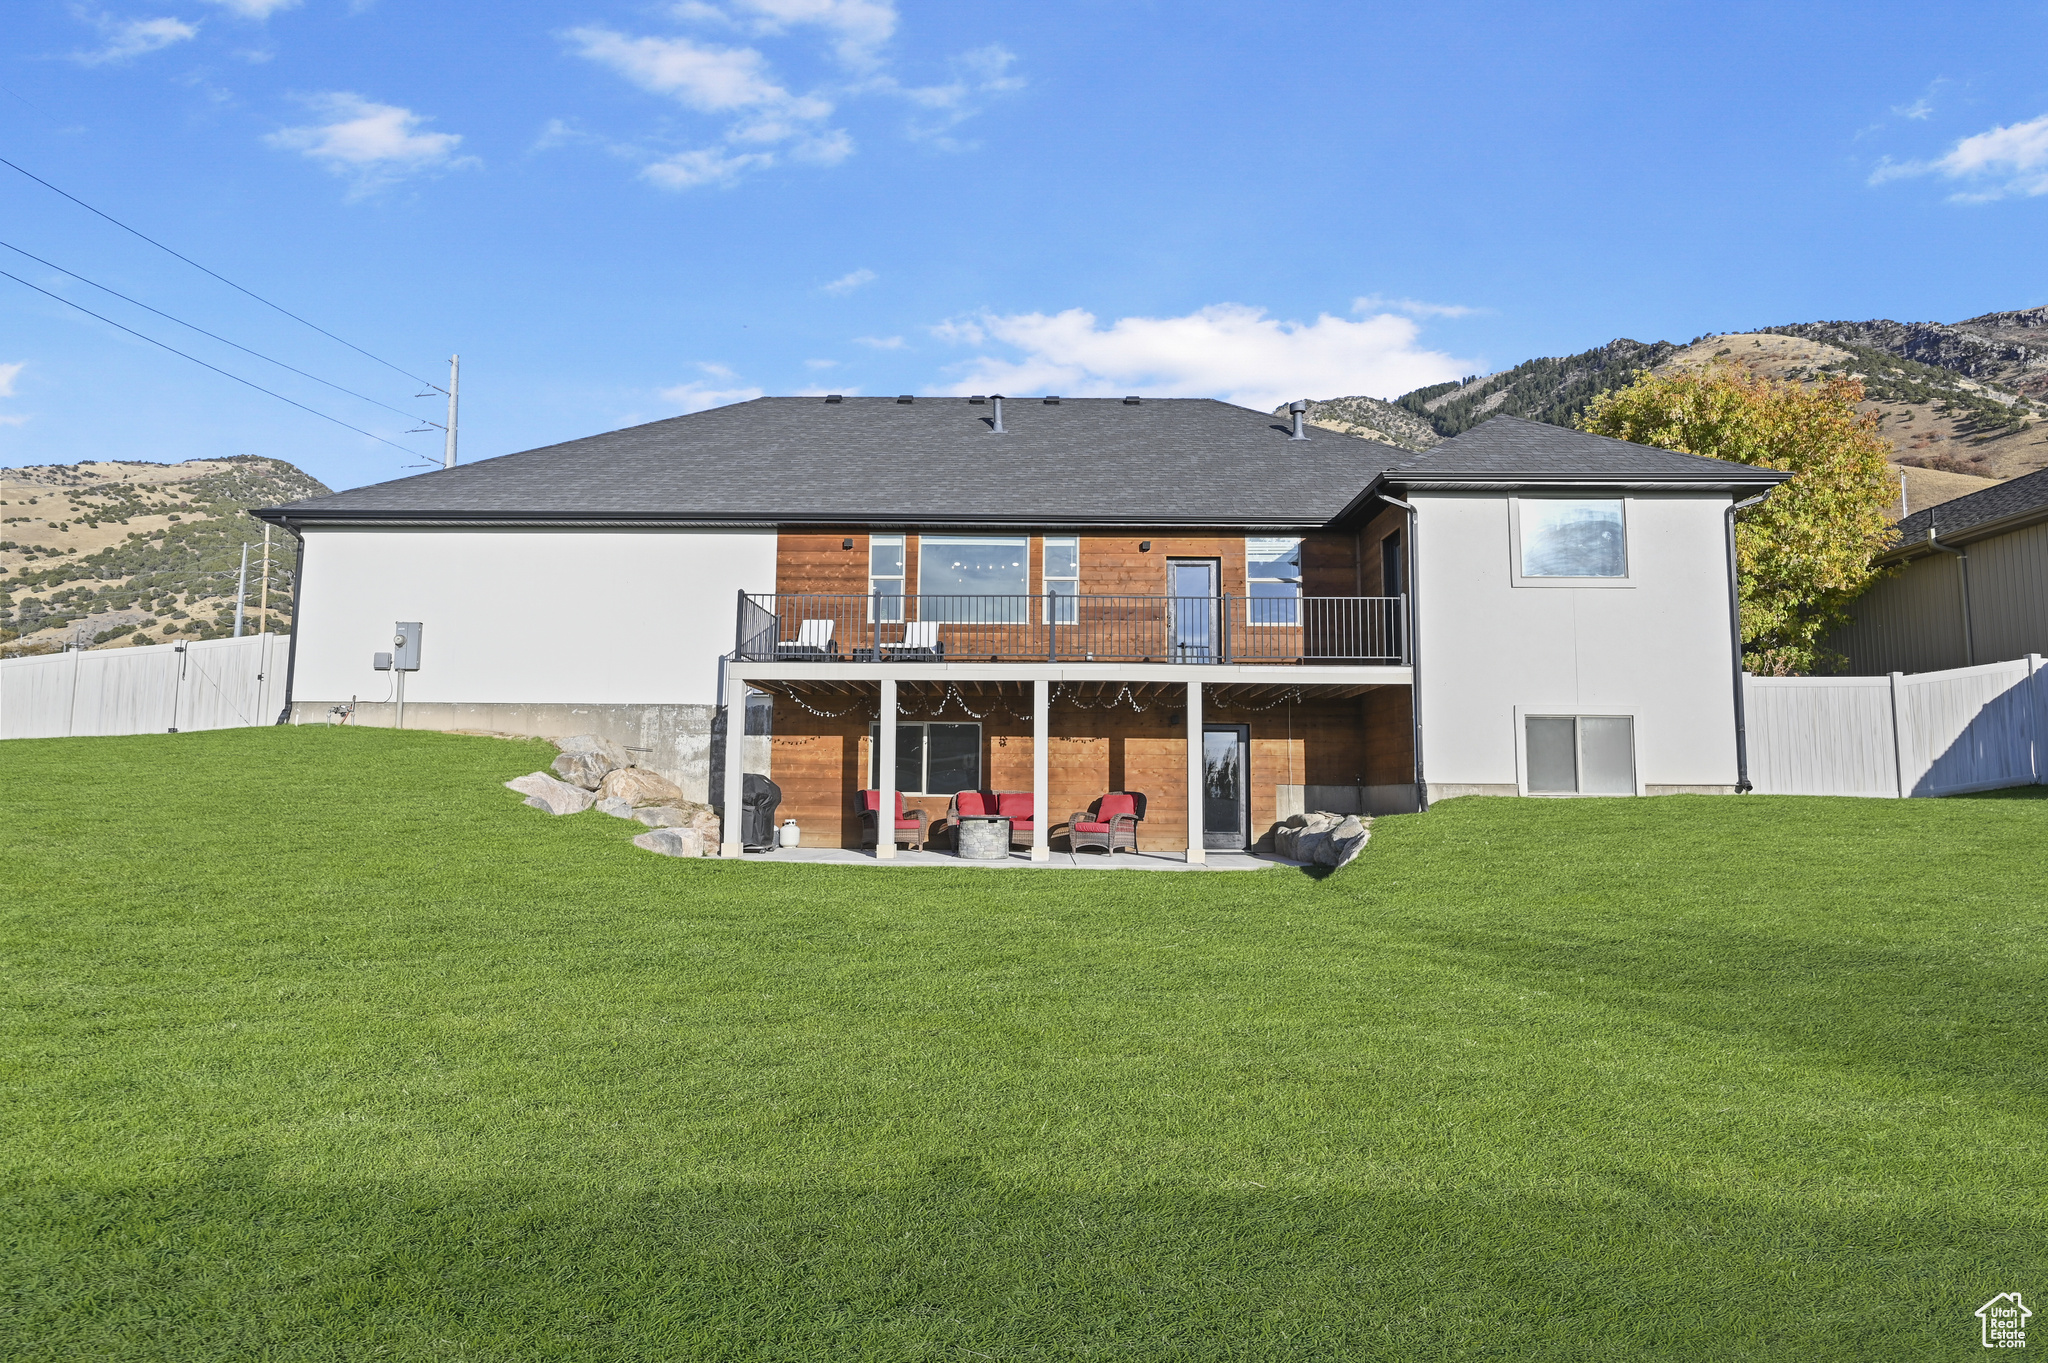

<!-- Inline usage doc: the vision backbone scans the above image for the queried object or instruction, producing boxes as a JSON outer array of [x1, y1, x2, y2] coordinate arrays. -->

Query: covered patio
[[717, 662, 1413, 861]]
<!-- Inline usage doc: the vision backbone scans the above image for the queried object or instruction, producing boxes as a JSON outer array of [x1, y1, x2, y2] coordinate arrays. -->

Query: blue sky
[[2, 0, 2046, 493]]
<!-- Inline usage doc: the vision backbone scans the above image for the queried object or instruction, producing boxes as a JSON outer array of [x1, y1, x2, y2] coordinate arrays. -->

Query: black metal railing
[[735, 593, 1407, 665]]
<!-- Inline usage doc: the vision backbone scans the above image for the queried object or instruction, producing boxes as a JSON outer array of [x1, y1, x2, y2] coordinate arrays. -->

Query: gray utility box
[[392, 622, 422, 671], [372, 652, 393, 671]]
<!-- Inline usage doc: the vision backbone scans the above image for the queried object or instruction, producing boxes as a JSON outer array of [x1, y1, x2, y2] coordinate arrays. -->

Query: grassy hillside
[[0, 456, 326, 656], [1, 726, 2041, 1359]]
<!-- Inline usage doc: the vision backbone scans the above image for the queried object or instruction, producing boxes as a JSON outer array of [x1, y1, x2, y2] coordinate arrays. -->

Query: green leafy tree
[[1578, 367, 1899, 674]]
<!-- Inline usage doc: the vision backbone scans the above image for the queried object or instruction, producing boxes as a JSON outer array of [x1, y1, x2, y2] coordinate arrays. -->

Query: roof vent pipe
[[991, 394, 1005, 432], [1289, 399, 1310, 441]]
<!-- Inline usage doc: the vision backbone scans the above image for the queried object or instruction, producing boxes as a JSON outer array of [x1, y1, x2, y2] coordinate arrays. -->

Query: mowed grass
[[1, 728, 2042, 1361]]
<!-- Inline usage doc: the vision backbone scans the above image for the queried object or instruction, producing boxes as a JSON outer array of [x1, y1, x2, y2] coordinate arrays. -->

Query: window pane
[[1521, 500, 1626, 578], [1246, 579, 1299, 625], [925, 724, 981, 795], [1047, 579, 1077, 624], [1381, 531, 1404, 597], [870, 536, 904, 577], [1247, 536, 1303, 582], [870, 581, 904, 623], [1526, 717, 1578, 793], [1578, 717, 1636, 795], [869, 724, 926, 792], [1203, 730, 1242, 835], [1044, 537, 1079, 579], [920, 536, 1029, 622]]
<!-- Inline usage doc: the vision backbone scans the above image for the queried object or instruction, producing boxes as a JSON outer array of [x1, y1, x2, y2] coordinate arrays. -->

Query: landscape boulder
[[550, 734, 633, 789], [505, 771, 597, 816], [633, 826, 706, 858], [632, 801, 723, 844], [599, 766, 689, 808], [1272, 810, 1370, 867], [595, 796, 638, 819]]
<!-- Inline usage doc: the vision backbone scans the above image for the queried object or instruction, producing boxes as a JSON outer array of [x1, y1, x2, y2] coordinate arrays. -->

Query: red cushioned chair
[[1068, 791, 1145, 855], [945, 789, 996, 849], [997, 791, 1036, 848], [859, 789, 928, 852]]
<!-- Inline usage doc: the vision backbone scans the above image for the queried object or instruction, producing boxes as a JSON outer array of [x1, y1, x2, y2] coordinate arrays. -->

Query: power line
[[0, 266, 420, 455], [0, 155, 441, 390], [0, 237, 427, 424]]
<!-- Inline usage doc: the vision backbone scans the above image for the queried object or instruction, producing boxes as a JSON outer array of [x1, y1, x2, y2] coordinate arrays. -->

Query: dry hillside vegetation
[[0, 456, 326, 655]]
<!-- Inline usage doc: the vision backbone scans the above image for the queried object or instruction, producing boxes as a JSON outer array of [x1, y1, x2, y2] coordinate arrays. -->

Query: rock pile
[[1272, 811, 1370, 868], [503, 734, 721, 858]]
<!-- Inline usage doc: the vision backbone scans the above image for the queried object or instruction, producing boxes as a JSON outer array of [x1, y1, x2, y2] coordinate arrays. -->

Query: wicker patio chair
[[1067, 791, 1145, 855]]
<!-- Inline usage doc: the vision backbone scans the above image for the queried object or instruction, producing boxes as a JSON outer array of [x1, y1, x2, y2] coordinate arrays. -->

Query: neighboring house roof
[[255, 400, 1784, 532], [1887, 464, 2048, 560], [1376, 416, 1794, 491]]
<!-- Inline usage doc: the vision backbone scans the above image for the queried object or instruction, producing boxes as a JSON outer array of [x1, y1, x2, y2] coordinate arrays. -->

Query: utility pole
[[443, 354, 459, 469], [233, 543, 249, 638], [258, 523, 271, 635]]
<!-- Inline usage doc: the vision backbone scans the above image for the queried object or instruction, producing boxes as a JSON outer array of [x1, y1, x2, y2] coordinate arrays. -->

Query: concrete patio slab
[[731, 846, 1306, 871]]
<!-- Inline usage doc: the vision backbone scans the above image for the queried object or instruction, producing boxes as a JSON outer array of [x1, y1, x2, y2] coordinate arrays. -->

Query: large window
[[1044, 536, 1079, 624], [1517, 499, 1628, 579], [869, 722, 981, 794], [1525, 715, 1635, 795], [869, 534, 905, 622], [1247, 536, 1303, 625], [919, 535, 1029, 622]]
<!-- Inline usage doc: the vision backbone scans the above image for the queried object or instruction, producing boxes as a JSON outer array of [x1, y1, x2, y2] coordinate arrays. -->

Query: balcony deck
[[736, 593, 1407, 667]]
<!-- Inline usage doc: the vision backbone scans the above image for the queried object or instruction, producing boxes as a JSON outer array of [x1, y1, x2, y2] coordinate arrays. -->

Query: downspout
[[1725, 492, 1768, 793], [274, 521, 305, 724], [1923, 527, 1974, 667], [1380, 494, 1426, 812]]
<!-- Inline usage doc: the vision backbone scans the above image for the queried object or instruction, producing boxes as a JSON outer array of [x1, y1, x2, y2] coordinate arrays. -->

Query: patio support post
[[877, 678, 898, 860], [1031, 677, 1050, 862], [1185, 680, 1205, 864], [720, 669, 746, 858]]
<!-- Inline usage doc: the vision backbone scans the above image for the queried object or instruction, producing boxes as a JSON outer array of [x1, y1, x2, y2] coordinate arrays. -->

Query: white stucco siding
[[1417, 493, 1738, 791], [291, 528, 777, 706]]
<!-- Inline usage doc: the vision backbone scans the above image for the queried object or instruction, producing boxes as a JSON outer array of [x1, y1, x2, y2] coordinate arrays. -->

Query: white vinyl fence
[[0, 634, 287, 740], [1746, 655, 2045, 797]]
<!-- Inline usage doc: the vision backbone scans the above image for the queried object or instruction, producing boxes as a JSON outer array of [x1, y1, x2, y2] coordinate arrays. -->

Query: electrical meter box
[[393, 622, 422, 671]]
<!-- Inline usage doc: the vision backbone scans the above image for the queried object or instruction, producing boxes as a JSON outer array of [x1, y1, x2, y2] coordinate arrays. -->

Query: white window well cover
[[1519, 500, 1627, 578], [1525, 715, 1635, 795]]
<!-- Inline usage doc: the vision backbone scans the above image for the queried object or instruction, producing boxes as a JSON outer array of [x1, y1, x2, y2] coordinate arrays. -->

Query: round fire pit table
[[955, 815, 1011, 860]]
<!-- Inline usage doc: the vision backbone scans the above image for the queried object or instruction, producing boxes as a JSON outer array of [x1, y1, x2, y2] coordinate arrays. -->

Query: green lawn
[[2, 727, 2041, 1360]]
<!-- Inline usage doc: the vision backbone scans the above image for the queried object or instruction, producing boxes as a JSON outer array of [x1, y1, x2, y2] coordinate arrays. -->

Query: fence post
[[1047, 595, 1055, 662], [1888, 671, 1909, 799], [2030, 654, 2044, 785], [1221, 595, 1232, 664]]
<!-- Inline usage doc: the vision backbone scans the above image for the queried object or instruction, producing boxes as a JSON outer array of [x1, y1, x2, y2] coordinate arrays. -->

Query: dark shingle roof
[[1380, 416, 1792, 489], [256, 401, 1786, 531], [1892, 465, 2048, 553]]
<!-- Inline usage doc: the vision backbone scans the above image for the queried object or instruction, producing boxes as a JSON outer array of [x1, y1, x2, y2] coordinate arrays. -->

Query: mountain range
[[1287, 306, 2048, 514]]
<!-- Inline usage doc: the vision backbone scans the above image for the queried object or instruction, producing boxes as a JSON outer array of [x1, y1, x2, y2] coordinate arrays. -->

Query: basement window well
[[1525, 715, 1636, 795]]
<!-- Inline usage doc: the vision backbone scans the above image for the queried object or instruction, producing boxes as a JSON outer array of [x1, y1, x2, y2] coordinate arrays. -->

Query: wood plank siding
[[767, 685, 1411, 851]]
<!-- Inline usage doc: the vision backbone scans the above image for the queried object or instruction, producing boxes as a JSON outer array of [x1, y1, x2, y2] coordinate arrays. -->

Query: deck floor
[[734, 846, 1305, 871]]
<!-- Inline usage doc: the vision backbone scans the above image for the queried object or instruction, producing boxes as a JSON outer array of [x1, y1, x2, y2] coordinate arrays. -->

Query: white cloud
[[1352, 294, 1479, 320], [822, 268, 876, 294], [73, 14, 199, 65], [854, 334, 905, 349], [724, 0, 897, 68], [1893, 98, 1933, 121], [0, 415, 29, 427], [804, 358, 839, 369], [199, 0, 298, 17], [642, 146, 774, 188], [1871, 112, 2048, 200], [660, 378, 764, 411], [0, 362, 25, 398], [266, 93, 475, 194], [934, 303, 1475, 411], [572, 4, 1010, 188]]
